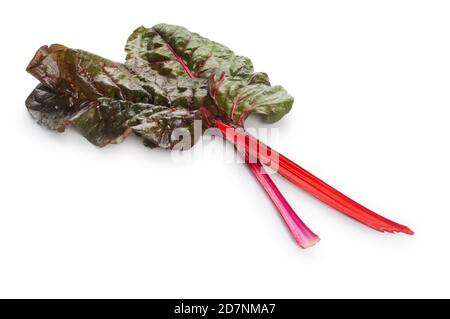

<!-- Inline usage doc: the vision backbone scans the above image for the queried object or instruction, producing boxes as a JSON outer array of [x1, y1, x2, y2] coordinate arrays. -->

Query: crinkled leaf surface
[[125, 24, 254, 79], [125, 24, 293, 125], [26, 45, 202, 148], [26, 24, 294, 149], [27, 83, 199, 149]]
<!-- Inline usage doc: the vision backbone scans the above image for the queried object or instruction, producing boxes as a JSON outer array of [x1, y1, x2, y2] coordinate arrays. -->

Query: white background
[[0, 0, 449, 298]]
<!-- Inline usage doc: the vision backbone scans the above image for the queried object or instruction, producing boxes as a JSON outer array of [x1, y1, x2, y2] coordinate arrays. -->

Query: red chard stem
[[216, 120, 413, 235], [236, 147, 319, 249], [245, 157, 320, 248]]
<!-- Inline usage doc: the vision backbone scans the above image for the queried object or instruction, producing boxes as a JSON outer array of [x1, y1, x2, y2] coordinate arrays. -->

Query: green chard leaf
[[125, 24, 293, 125], [26, 24, 294, 149], [125, 24, 254, 79]]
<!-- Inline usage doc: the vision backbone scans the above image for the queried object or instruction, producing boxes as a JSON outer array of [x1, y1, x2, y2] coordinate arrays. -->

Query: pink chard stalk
[[238, 149, 320, 249]]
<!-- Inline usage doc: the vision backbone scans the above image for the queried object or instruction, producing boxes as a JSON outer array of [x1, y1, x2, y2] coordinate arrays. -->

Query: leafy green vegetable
[[26, 25, 293, 149], [27, 82, 200, 148], [125, 24, 293, 124], [26, 44, 206, 148], [24, 25, 308, 248], [125, 24, 254, 79], [26, 24, 411, 249]]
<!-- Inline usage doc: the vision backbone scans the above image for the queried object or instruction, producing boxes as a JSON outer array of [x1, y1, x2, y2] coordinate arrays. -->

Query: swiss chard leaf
[[26, 24, 293, 149], [125, 24, 254, 79], [210, 74, 294, 124], [26, 83, 92, 132], [26, 44, 202, 148], [26, 83, 199, 148], [125, 24, 293, 125]]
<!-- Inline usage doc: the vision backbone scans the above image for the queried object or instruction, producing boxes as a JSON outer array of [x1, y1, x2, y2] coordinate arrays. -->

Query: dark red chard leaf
[[26, 44, 152, 102], [26, 84, 92, 132], [26, 84, 200, 148], [26, 44, 202, 148]]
